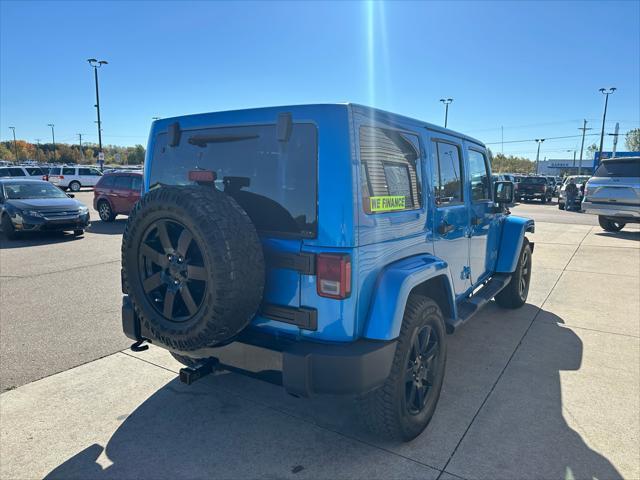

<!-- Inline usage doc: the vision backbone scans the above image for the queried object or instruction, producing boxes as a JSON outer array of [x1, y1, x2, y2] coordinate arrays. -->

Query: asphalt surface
[[0, 191, 130, 391], [510, 197, 599, 226]]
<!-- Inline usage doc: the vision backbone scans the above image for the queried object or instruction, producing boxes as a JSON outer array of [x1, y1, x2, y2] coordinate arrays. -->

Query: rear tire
[[1, 214, 17, 240], [357, 295, 447, 441], [69, 181, 81, 192], [598, 216, 625, 232], [495, 238, 532, 309], [558, 202, 565, 210], [98, 200, 115, 222], [73, 229, 84, 236]]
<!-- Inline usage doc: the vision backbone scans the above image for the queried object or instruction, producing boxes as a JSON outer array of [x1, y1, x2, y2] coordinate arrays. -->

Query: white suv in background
[[0, 166, 47, 179], [48, 166, 103, 191]]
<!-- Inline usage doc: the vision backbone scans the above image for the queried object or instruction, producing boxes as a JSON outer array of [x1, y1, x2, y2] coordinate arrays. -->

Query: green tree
[[127, 145, 145, 165], [625, 128, 640, 151], [0, 142, 14, 161], [490, 153, 535, 174], [586, 143, 598, 159]]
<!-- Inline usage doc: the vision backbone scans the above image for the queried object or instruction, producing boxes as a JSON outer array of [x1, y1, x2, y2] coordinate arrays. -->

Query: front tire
[[495, 238, 532, 309], [598, 216, 625, 232], [69, 181, 81, 192], [558, 202, 565, 210], [357, 295, 447, 441], [1, 214, 17, 240], [73, 229, 84, 236]]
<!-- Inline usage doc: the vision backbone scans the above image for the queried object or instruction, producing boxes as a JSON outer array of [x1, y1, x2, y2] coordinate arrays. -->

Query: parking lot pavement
[[0, 192, 130, 391], [1, 208, 639, 479]]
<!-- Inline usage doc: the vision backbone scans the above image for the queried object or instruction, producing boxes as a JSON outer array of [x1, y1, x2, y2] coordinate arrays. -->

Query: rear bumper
[[122, 295, 396, 397], [582, 201, 640, 220]]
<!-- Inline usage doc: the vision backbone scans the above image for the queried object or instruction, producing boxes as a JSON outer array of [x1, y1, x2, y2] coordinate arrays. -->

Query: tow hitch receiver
[[179, 358, 219, 385]]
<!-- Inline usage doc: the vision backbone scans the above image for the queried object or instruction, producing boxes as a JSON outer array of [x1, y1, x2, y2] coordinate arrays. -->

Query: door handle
[[438, 221, 455, 235]]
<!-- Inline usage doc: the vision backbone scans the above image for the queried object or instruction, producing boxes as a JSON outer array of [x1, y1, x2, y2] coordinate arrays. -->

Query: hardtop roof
[[154, 103, 486, 148]]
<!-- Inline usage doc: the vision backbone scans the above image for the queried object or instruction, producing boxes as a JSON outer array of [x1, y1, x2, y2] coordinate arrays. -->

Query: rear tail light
[[316, 253, 351, 299]]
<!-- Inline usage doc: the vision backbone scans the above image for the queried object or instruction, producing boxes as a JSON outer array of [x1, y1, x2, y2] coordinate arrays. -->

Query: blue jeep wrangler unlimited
[[121, 104, 534, 441]]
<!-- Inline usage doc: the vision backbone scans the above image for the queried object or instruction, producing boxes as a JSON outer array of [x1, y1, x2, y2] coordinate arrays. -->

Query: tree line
[[0, 140, 145, 165]]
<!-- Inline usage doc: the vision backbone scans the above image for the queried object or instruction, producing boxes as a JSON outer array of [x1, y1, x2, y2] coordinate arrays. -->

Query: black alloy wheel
[[138, 219, 208, 322], [405, 325, 441, 415]]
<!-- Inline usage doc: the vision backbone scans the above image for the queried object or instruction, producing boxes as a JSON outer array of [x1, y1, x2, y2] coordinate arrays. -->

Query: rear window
[[594, 159, 640, 178], [360, 126, 422, 213], [98, 175, 116, 188], [522, 177, 546, 184], [150, 123, 318, 238]]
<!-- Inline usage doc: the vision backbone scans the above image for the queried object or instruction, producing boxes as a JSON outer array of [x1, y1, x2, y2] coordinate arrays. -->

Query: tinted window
[[522, 177, 546, 184], [150, 123, 318, 237], [131, 176, 142, 191], [90, 168, 102, 176], [360, 126, 422, 213], [50, 168, 61, 176], [431, 141, 463, 204], [0, 168, 10, 177], [25, 167, 44, 176], [594, 159, 640, 178], [63, 167, 75, 175], [9, 168, 26, 177], [468, 150, 491, 202], [114, 176, 133, 190], [78, 168, 92, 175], [98, 175, 116, 188]]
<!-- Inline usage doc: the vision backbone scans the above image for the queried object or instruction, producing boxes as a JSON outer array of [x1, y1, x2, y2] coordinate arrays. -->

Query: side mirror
[[494, 181, 514, 205], [67, 193, 75, 198]]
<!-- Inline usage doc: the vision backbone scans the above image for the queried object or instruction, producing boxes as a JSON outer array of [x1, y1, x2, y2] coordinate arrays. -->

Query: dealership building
[[536, 151, 639, 176]]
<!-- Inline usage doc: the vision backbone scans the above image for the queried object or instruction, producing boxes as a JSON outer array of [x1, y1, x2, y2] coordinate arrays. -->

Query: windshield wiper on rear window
[[188, 134, 259, 148]]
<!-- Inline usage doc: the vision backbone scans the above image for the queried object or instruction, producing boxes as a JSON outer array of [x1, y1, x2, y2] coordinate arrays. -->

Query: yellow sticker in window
[[370, 196, 406, 212]]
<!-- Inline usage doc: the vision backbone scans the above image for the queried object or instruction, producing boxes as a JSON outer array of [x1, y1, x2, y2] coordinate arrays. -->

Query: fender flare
[[495, 215, 535, 273], [363, 254, 456, 341]]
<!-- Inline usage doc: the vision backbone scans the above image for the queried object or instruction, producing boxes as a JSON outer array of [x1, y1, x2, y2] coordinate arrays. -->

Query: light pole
[[597, 87, 616, 163], [88, 58, 108, 168], [47, 124, 56, 161], [566, 149, 576, 169], [535, 139, 545, 174], [8, 126, 18, 162], [34, 138, 41, 162], [439, 98, 453, 128]]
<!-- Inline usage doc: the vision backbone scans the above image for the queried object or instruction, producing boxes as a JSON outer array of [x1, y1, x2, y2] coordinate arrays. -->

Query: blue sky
[[1, 0, 639, 160]]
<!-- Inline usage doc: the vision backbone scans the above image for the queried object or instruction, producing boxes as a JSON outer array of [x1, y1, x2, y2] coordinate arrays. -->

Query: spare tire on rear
[[121, 185, 265, 351]]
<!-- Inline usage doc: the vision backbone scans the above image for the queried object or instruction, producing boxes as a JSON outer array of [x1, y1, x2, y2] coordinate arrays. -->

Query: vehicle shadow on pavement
[[0, 231, 83, 250], [44, 308, 623, 480], [86, 219, 127, 235], [594, 229, 640, 241]]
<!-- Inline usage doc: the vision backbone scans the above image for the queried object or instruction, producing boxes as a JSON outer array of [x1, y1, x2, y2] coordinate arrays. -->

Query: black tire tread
[[357, 295, 446, 441], [598, 216, 625, 232], [495, 238, 531, 309], [121, 186, 264, 351]]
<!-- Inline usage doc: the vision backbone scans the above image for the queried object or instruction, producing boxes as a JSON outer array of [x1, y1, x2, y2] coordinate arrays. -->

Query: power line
[[485, 133, 599, 145]]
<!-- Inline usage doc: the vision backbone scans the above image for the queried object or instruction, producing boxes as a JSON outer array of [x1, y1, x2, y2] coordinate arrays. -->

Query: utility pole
[[8, 126, 18, 162], [439, 98, 453, 128], [597, 87, 616, 163], [78, 133, 85, 162], [609, 122, 620, 158], [47, 124, 56, 162], [501, 126, 504, 155], [578, 119, 592, 176], [535, 139, 545, 174], [88, 58, 108, 170]]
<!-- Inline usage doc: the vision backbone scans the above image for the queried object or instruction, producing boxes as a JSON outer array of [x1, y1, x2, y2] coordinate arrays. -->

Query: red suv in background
[[93, 171, 143, 222]]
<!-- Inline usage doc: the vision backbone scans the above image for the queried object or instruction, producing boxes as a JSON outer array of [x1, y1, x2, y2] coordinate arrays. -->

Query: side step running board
[[448, 273, 511, 333]]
